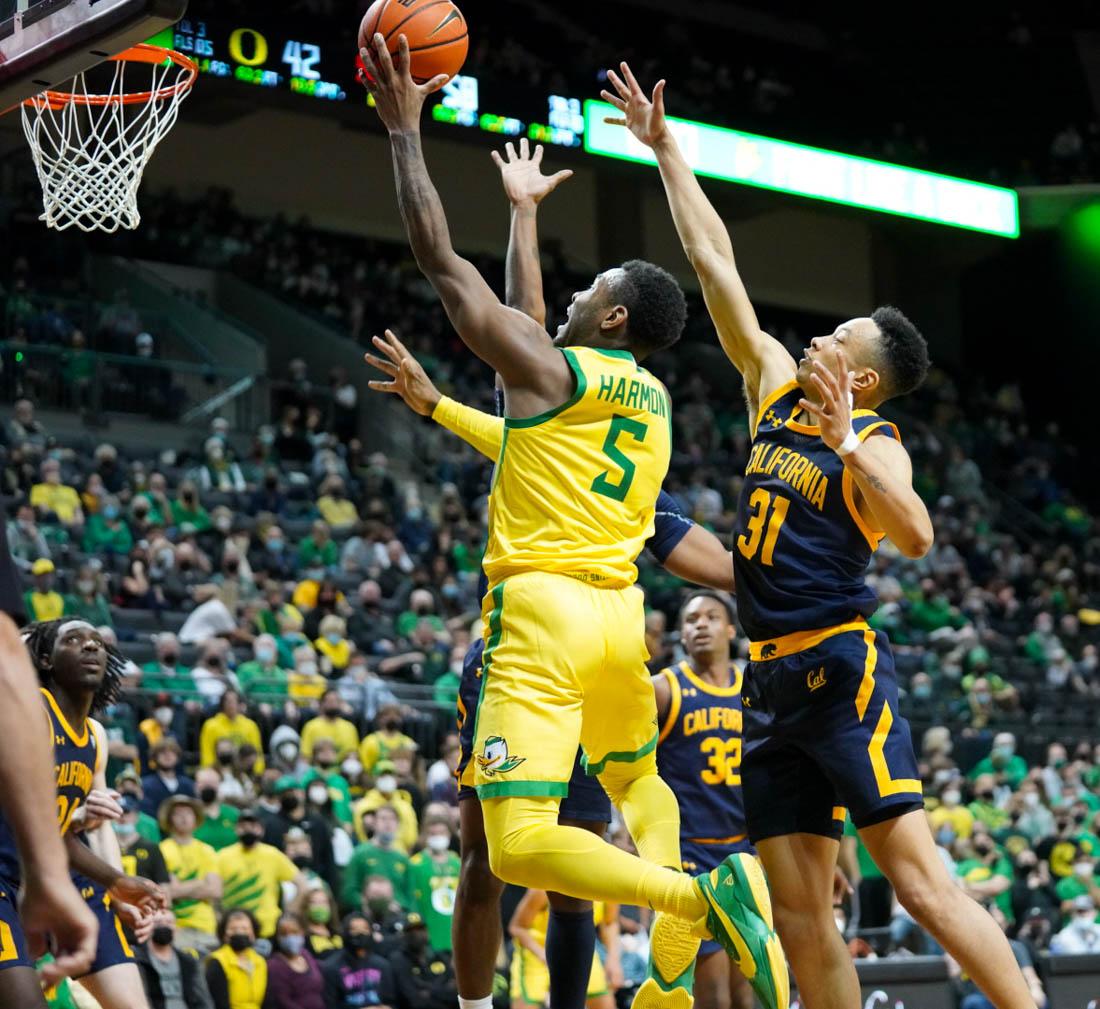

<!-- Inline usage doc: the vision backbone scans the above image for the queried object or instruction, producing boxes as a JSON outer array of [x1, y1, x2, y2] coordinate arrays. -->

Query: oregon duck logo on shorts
[[476, 736, 526, 776]]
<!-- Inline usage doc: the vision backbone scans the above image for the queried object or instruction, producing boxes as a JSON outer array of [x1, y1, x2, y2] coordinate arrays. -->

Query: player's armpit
[[662, 525, 735, 592], [745, 342, 801, 438]]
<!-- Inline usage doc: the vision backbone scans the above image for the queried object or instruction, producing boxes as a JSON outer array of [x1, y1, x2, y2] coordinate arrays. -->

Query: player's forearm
[[65, 832, 123, 890], [662, 526, 735, 592], [0, 619, 68, 882], [432, 396, 505, 459], [844, 449, 933, 559], [652, 132, 735, 264], [390, 129, 460, 277], [506, 204, 546, 325]]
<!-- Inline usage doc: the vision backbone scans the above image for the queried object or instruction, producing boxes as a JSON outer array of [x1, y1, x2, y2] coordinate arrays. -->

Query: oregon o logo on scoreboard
[[229, 27, 268, 67]]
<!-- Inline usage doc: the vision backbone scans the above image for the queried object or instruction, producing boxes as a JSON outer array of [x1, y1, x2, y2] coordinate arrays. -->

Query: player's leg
[[75, 963, 149, 1009], [755, 833, 858, 1009], [0, 966, 49, 1009], [861, 810, 1035, 1009], [454, 793, 506, 1008], [0, 881, 49, 1008]]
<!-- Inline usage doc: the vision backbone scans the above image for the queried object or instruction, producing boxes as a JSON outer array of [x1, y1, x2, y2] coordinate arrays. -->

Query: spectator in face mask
[[292, 884, 343, 961], [290, 644, 328, 704], [358, 706, 415, 775], [114, 794, 171, 882], [206, 909, 267, 1009], [968, 774, 1010, 830], [317, 477, 358, 532], [142, 632, 196, 700], [115, 770, 164, 843], [314, 616, 352, 675], [930, 782, 975, 840], [265, 913, 325, 1009], [172, 480, 212, 533], [191, 639, 235, 704], [1012, 780, 1056, 843], [82, 494, 134, 555], [322, 913, 395, 1009], [342, 805, 411, 913], [141, 738, 197, 817], [216, 813, 307, 939], [135, 910, 215, 1009], [62, 563, 113, 627], [390, 913, 457, 1009], [1051, 894, 1100, 953], [237, 634, 290, 705], [200, 689, 265, 772], [270, 725, 309, 777], [1011, 850, 1059, 924], [301, 736, 354, 827], [351, 761, 418, 850], [408, 818, 459, 953], [139, 691, 186, 757], [969, 732, 1029, 789], [194, 766, 241, 851], [302, 690, 360, 763], [957, 832, 1014, 921], [160, 796, 221, 955], [1053, 846, 1100, 919]]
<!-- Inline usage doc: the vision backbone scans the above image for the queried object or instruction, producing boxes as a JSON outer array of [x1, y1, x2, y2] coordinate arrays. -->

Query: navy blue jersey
[[732, 381, 900, 643], [0, 689, 99, 885], [655, 661, 747, 843]]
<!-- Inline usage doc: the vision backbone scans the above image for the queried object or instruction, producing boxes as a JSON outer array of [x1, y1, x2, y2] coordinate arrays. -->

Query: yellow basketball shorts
[[511, 944, 608, 1003], [468, 571, 658, 799]]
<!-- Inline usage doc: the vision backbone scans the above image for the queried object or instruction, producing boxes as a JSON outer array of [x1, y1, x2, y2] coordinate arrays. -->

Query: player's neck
[[687, 656, 731, 686], [52, 686, 92, 730]]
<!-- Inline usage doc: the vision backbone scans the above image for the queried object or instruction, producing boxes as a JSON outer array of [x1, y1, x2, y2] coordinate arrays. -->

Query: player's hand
[[365, 330, 442, 417], [491, 138, 573, 209], [605, 955, 625, 990], [832, 865, 854, 906], [114, 901, 156, 943], [798, 350, 855, 453], [72, 789, 123, 832], [601, 62, 668, 148], [109, 874, 167, 915], [360, 33, 449, 134], [19, 873, 98, 987]]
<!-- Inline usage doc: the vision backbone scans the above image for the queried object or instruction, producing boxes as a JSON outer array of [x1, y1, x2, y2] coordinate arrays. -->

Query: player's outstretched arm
[[648, 490, 735, 591], [366, 330, 504, 459], [494, 138, 573, 325], [361, 35, 571, 407], [602, 64, 795, 413]]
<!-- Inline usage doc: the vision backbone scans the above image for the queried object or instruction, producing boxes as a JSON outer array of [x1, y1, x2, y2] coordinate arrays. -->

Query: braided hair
[[20, 619, 126, 715]]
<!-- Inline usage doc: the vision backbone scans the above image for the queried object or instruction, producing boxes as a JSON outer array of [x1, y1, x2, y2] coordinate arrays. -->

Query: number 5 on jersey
[[592, 414, 648, 502], [737, 489, 790, 566]]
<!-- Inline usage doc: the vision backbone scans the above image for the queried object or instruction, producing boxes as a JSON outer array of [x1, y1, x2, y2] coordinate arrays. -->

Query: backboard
[[0, 0, 188, 110]]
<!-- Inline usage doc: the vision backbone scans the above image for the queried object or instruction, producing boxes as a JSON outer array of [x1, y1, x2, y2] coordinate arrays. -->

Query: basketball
[[358, 0, 469, 85]]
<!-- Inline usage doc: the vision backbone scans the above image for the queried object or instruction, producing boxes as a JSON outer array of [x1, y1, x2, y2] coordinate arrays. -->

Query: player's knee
[[597, 757, 656, 806], [458, 842, 504, 906], [892, 871, 951, 926], [546, 891, 592, 914], [772, 898, 835, 951]]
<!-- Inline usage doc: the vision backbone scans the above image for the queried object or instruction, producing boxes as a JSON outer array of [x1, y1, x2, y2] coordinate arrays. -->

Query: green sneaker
[[694, 853, 789, 1009], [630, 911, 700, 1009]]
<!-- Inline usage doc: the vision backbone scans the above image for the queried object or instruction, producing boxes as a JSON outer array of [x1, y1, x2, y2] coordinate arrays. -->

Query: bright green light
[[584, 101, 1019, 238]]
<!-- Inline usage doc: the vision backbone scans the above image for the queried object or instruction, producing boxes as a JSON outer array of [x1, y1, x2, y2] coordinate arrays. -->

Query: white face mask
[[1023, 792, 1040, 808], [155, 706, 173, 727], [342, 758, 363, 780], [375, 775, 397, 794], [1075, 861, 1094, 878], [943, 790, 961, 806], [308, 787, 329, 806], [427, 834, 450, 853]]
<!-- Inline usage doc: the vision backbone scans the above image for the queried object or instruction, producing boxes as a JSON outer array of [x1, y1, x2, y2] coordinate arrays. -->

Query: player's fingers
[[505, 141, 517, 163], [599, 90, 627, 112], [394, 33, 410, 74], [359, 47, 380, 87], [653, 79, 667, 114], [490, 149, 505, 169], [384, 328, 413, 358], [620, 61, 644, 95], [364, 354, 398, 376], [603, 117, 627, 127], [519, 137, 530, 160], [548, 170, 574, 189], [811, 358, 839, 396], [420, 73, 449, 95], [533, 143, 544, 166], [798, 397, 825, 418], [605, 69, 631, 101], [372, 33, 395, 78], [372, 332, 402, 359], [366, 381, 398, 394]]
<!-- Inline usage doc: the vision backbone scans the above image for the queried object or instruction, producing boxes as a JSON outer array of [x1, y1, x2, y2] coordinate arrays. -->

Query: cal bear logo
[[760, 643, 778, 659], [476, 736, 526, 776]]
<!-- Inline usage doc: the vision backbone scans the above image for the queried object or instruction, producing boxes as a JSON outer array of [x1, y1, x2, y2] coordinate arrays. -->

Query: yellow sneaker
[[630, 911, 700, 1009]]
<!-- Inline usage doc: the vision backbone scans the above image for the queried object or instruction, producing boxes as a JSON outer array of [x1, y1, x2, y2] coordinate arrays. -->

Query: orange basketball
[[359, 0, 469, 85]]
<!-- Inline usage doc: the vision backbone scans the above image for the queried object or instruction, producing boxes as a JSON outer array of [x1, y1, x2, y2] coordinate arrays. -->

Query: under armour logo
[[807, 667, 827, 692], [760, 643, 777, 659], [764, 410, 781, 428]]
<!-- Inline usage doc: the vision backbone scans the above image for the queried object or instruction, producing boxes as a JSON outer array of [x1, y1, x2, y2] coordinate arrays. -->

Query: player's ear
[[600, 304, 628, 331], [851, 367, 879, 397]]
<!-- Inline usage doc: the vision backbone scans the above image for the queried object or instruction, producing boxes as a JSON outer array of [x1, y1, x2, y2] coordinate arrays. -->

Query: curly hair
[[871, 306, 930, 400], [613, 260, 688, 358], [20, 619, 125, 715]]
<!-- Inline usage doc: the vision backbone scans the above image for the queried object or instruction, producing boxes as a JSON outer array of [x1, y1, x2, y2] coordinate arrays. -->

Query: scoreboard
[[154, 15, 588, 148]]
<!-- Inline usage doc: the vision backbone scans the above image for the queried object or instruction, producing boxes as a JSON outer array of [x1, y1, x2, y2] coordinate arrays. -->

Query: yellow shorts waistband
[[749, 619, 870, 662]]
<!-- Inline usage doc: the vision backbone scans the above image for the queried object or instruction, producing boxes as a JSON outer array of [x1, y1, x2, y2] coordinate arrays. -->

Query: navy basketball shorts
[[681, 837, 755, 956], [456, 639, 612, 824], [0, 876, 32, 971], [75, 876, 134, 976], [741, 623, 923, 843]]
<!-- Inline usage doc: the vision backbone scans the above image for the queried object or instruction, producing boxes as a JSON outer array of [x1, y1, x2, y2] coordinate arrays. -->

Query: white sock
[[459, 997, 493, 1009]]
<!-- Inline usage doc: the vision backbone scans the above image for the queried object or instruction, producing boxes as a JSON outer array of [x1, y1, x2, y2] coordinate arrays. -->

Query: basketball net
[[21, 44, 197, 233]]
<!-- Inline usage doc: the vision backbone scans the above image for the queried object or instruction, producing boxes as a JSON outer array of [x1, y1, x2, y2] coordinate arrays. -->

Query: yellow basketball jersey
[[483, 346, 672, 589]]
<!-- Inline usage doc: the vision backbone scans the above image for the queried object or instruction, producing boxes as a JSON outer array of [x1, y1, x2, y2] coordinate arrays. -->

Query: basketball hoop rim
[[23, 43, 198, 110]]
